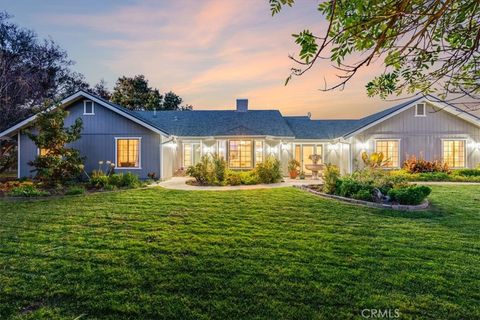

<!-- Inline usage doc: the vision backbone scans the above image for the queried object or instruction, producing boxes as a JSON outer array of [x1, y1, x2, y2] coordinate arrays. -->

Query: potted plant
[[299, 171, 306, 180], [288, 159, 300, 179]]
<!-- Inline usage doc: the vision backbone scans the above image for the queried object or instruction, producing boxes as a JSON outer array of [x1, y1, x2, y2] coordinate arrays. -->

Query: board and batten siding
[[351, 103, 480, 169], [19, 99, 162, 179]]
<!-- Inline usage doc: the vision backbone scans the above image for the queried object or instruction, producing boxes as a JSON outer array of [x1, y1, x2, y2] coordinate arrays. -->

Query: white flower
[[106, 161, 111, 164], [98, 161, 104, 165]]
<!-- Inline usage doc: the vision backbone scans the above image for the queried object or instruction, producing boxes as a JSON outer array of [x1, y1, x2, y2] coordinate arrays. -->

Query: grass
[[0, 186, 479, 319]]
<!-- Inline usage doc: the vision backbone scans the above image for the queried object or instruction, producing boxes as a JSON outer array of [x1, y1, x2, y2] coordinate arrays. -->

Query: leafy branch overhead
[[270, 0, 480, 109]]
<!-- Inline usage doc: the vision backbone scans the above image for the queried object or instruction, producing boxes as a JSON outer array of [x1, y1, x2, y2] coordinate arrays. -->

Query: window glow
[[375, 140, 399, 168], [443, 140, 465, 168], [229, 140, 252, 168], [117, 139, 140, 168]]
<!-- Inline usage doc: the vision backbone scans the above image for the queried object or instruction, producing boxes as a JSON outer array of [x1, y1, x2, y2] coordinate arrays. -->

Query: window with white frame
[[442, 140, 465, 168], [415, 103, 426, 117], [116, 138, 140, 168], [84, 100, 94, 115], [255, 141, 263, 165], [375, 140, 400, 168], [183, 143, 201, 167], [228, 140, 252, 168], [294, 144, 323, 174]]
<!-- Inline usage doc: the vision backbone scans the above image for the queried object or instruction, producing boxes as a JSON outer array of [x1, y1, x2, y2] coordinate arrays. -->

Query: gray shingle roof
[[283, 117, 359, 139], [132, 110, 295, 137]]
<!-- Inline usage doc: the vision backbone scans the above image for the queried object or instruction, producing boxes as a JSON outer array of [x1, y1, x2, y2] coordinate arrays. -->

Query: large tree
[[111, 75, 163, 110], [270, 0, 480, 109], [111, 75, 192, 111], [0, 12, 89, 130]]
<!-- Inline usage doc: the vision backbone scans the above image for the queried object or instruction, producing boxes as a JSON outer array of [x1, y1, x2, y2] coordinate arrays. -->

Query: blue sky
[[3, 0, 394, 118]]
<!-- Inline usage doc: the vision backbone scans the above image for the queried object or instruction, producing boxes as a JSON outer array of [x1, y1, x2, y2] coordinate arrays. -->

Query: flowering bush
[[403, 155, 449, 173]]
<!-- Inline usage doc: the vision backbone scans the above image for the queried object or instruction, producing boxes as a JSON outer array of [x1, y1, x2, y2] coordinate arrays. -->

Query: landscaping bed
[[297, 184, 429, 211]]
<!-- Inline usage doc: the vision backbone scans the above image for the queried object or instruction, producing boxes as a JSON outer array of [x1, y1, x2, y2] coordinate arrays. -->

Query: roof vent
[[153, 108, 157, 118], [307, 112, 312, 119], [236, 99, 248, 112]]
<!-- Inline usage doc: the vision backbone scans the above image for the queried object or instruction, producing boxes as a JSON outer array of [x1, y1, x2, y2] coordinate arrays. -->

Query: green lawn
[[0, 186, 479, 319]]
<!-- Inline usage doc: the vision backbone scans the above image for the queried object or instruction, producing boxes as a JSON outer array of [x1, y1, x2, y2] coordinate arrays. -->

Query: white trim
[[17, 133, 20, 179], [441, 138, 467, 169], [0, 90, 169, 138], [415, 103, 426, 117], [83, 100, 95, 115], [114, 137, 142, 169], [159, 136, 163, 180], [374, 138, 401, 169]]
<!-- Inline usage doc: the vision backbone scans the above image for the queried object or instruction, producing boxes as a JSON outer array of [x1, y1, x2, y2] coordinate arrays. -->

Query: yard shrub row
[[187, 154, 282, 186], [322, 165, 431, 205]]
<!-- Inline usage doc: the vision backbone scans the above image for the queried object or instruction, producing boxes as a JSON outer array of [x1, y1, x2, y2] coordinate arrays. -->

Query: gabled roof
[[0, 90, 169, 137], [132, 110, 295, 137]]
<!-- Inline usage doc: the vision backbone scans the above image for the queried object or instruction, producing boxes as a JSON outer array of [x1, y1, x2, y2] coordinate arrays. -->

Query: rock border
[[294, 185, 429, 211]]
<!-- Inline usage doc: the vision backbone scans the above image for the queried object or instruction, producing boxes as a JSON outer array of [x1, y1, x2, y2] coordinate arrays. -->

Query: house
[[1, 90, 479, 180]]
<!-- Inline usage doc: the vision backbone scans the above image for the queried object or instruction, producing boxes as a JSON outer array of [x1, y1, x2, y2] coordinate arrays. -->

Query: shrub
[[353, 189, 373, 202], [452, 169, 480, 177], [108, 173, 124, 186], [416, 172, 450, 181], [388, 185, 431, 205], [65, 185, 85, 195], [403, 155, 449, 173], [212, 154, 227, 183], [121, 172, 141, 188], [255, 155, 282, 184], [336, 177, 373, 198], [90, 173, 109, 189], [8, 185, 49, 197], [361, 152, 389, 168], [323, 164, 340, 194], [147, 172, 157, 180], [226, 170, 241, 186], [186, 155, 214, 185], [239, 171, 259, 185]]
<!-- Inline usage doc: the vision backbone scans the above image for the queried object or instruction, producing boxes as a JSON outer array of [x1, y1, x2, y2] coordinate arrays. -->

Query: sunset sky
[[3, 0, 398, 119]]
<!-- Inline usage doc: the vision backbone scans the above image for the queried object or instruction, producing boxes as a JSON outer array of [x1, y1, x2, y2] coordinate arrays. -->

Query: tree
[[270, 0, 480, 109], [0, 12, 89, 130], [111, 75, 163, 110], [26, 106, 85, 186], [91, 79, 111, 100], [0, 138, 16, 174], [162, 91, 183, 110]]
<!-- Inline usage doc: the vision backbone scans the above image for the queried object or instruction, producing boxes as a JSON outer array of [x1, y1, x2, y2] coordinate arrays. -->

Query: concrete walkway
[[152, 177, 321, 191]]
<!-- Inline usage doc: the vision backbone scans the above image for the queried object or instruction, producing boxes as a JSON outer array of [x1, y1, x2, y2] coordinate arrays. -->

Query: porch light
[[357, 142, 368, 150], [167, 141, 177, 149], [203, 146, 213, 154], [329, 143, 339, 151], [281, 142, 290, 150]]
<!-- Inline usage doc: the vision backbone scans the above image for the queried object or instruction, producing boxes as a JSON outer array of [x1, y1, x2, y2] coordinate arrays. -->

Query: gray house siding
[[351, 103, 480, 169], [19, 99, 162, 179]]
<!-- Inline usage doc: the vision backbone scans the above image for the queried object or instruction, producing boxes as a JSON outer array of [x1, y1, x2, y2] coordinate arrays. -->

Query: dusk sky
[[3, 0, 397, 119]]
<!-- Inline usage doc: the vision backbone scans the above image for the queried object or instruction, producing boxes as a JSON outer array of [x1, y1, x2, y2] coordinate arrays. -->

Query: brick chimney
[[236, 99, 248, 112]]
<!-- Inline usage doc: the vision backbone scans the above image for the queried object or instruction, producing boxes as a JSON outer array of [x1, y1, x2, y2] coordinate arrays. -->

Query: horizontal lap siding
[[352, 103, 480, 169], [19, 99, 161, 179]]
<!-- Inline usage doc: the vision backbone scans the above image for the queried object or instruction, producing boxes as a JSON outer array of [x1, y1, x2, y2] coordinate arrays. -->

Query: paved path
[[152, 177, 321, 191]]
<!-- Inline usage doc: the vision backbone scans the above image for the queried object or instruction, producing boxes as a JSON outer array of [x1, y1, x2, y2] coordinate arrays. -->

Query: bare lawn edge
[[294, 185, 429, 211]]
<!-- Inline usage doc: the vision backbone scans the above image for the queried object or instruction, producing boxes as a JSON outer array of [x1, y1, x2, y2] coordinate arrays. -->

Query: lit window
[[39, 148, 50, 156], [375, 140, 399, 168], [415, 103, 426, 117], [183, 143, 201, 167], [84, 100, 94, 115], [229, 140, 252, 168], [255, 141, 263, 164], [116, 138, 140, 168], [443, 140, 465, 168]]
